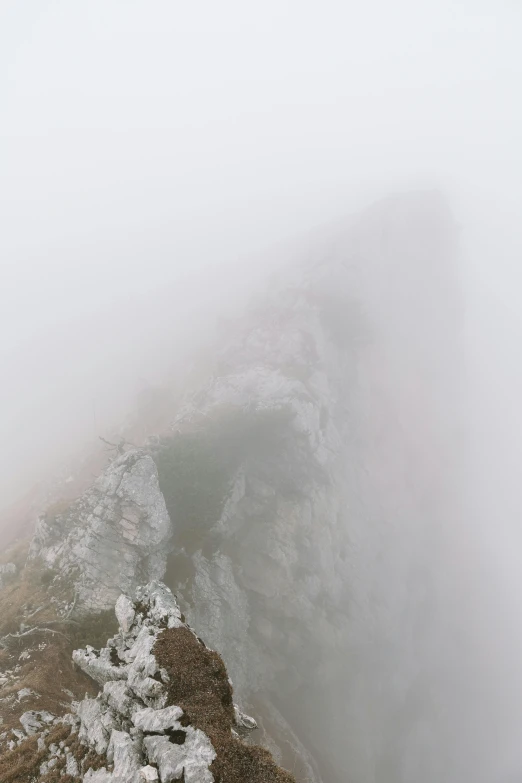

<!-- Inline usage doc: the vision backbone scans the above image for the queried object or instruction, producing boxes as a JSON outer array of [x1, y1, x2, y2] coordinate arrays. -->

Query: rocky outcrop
[[69, 581, 219, 783], [153, 275, 349, 783], [154, 191, 463, 783], [0, 582, 295, 783], [6, 190, 464, 783], [28, 451, 173, 614]]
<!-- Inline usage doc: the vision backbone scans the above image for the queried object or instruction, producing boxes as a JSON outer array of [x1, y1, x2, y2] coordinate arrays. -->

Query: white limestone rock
[[144, 728, 216, 783], [106, 729, 143, 783], [233, 704, 257, 733], [19, 710, 55, 735], [132, 705, 184, 733], [66, 583, 217, 782], [23, 583, 231, 783], [66, 751, 80, 776], [115, 595, 136, 633], [73, 646, 128, 685], [28, 451, 173, 614], [77, 698, 114, 756], [103, 681, 136, 718], [139, 766, 159, 781]]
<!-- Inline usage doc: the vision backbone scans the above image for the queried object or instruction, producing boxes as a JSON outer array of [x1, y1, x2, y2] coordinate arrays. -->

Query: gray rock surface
[[19, 710, 55, 735], [156, 191, 463, 783], [28, 451, 173, 613], [28, 582, 256, 782]]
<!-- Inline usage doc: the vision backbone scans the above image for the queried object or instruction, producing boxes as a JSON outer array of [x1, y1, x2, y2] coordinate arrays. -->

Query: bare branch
[[0, 626, 71, 649]]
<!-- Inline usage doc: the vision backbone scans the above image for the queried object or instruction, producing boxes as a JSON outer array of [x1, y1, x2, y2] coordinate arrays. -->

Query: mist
[[1, 1, 522, 781]]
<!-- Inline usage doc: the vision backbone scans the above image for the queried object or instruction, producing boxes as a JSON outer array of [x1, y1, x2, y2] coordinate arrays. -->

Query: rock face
[[0, 582, 294, 783], [28, 451, 173, 614], [155, 191, 464, 783], [10, 190, 464, 783], [70, 581, 219, 783]]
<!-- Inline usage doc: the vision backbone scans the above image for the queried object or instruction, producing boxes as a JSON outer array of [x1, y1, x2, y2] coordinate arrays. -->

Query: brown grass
[[154, 627, 297, 783], [0, 557, 76, 641], [0, 736, 47, 783], [0, 637, 98, 737], [0, 562, 112, 741], [0, 724, 75, 783], [0, 718, 110, 783]]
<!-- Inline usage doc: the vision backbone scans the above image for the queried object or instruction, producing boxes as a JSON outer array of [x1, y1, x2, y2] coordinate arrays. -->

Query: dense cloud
[[1, 3, 522, 782]]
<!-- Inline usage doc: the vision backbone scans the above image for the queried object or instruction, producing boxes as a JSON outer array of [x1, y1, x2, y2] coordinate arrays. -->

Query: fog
[[1, 1, 522, 781]]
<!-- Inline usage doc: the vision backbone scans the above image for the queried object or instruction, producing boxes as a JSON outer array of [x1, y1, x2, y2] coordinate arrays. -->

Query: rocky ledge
[[0, 581, 296, 783]]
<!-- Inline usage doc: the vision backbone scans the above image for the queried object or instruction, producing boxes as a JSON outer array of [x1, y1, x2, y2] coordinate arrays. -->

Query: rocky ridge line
[[0, 581, 295, 783]]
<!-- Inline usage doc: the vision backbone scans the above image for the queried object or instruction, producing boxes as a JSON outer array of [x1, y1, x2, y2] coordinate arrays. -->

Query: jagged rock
[[73, 648, 128, 685], [106, 729, 142, 782], [19, 710, 55, 735], [17, 687, 37, 701], [73, 583, 184, 724], [102, 681, 136, 719], [152, 191, 462, 783], [18, 581, 285, 783], [233, 704, 258, 733], [66, 751, 80, 776], [29, 451, 173, 613], [115, 594, 135, 633], [77, 698, 114, 755], [139, 766, 159, 781], [143, 729, 215, 783], [132, 705, 183, 733]]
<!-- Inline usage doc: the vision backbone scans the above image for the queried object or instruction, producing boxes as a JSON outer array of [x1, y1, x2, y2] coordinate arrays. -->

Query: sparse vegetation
[[0, 559, 107, 744], [154, 626, 296, 783], [0, 722, 106, 783], [0, 735, 47, 783]]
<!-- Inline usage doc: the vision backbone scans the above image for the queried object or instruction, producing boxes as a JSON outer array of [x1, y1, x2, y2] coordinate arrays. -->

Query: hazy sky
[[0, 0, 521, 507], [2, 7, 522, 779], [1, 0, 521, 352]]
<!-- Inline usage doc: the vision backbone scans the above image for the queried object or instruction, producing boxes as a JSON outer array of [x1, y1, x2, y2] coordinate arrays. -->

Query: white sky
[[0, 0, 521, 512], [0, 0, 521, 350], [1, 7, 522, 778]]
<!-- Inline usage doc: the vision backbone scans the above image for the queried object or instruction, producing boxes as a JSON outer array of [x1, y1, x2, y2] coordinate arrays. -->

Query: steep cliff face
[[28, 451, 172, 614], [154, 191, 463, 783], [3, 190, 464, 783]]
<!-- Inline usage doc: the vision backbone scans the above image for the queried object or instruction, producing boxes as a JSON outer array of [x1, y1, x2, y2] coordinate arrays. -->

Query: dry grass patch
[[0, 636, 97, 737], [0, 719, 108, 783], [0, 724, 72, 783], [154, 627, 296, 783], [0, 560, 115, 741], [0, 735, 47, 783]]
